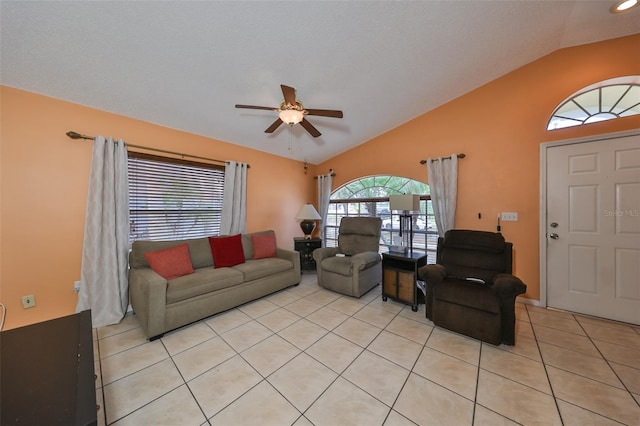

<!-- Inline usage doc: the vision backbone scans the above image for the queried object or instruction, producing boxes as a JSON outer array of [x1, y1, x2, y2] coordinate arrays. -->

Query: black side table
[[294, 237, 322, 270], [382, 251, 428, 311]]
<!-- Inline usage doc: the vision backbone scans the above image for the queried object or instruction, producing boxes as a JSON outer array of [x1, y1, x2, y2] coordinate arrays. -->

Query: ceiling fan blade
[[300, 118, 321, 138], [281, 85, 297, 105], [265, 118, 283, 133], [305, 109, 343, 118], [235, 104, 277, 111]]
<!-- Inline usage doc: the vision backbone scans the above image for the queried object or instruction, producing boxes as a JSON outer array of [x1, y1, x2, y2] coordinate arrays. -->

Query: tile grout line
[[572, 313, 640, 411], [96, 280, 639, 425]]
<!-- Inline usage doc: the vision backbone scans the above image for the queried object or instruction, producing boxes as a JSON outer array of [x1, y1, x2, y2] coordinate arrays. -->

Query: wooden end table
[[382, 251, 428, 311]]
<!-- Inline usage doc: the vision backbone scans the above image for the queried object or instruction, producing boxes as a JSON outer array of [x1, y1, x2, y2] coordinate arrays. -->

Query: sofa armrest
[[313, 247, 339, 263], [276, 247, 301, 282], [276, 247, 299, 264], [351, 251, 381, 271], [418, 264, 446, 285], [129, 268, 168, 339]]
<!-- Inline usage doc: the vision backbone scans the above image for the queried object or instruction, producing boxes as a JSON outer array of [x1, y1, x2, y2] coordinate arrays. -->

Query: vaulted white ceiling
[[2, 1, 638, 164]]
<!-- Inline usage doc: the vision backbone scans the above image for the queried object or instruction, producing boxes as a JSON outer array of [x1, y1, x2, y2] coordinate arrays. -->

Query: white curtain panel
[[221, 161, 248, 235], [76, 136, 130, 327], [317, 172, 333, 245], [427, 154, 458, 237]]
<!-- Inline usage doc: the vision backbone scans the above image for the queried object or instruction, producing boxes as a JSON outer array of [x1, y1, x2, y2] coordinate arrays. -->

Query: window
[[325, 176, 439, 263], [547, 77, 640, 130], [128, 152, 225, 243]]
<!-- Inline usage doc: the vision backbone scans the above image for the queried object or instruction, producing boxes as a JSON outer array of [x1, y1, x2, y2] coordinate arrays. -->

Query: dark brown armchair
[[418, 229, 526, 345]]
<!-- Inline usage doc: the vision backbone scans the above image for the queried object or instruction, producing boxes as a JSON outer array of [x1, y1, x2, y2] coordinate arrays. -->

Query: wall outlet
[[74, 280, 81, 293], [501, 212, 518, 222], [21, 295, 36, 309]]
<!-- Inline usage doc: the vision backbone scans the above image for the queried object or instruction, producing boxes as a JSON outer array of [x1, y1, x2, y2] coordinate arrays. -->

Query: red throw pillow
[[252, 233, 277, 259], [209, 234, 246, 267], [144, 243, 194, 280]]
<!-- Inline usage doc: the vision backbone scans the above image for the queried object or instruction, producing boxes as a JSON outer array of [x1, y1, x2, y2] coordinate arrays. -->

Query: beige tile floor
[[94, 273, 640, 425]]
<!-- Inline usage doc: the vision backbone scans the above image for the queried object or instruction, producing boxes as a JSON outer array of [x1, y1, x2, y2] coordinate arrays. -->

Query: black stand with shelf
[[294, 237, 322, 271], [382, 251, 428, 311]]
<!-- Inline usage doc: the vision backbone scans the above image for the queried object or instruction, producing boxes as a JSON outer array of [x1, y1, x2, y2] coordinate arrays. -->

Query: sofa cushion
[[252, 232, 277, 259], [143, 243, 194, 280], [319, 256, 353, 277], [209, 234, 245, 267], [241, 230, 275, 260], [166, 267, 244, 304], [435, 279, 501, 314], [130, 238, 213, 269], [232, 258, 293, 281]]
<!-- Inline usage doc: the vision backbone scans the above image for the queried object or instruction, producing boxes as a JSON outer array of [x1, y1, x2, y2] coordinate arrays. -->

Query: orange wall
[[0, 87, 315, 329], [2, 34, 639, 329], [318, 34, 640, 301]]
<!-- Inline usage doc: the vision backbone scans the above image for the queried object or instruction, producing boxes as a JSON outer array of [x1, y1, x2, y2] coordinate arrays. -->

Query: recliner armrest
[[492, 273, 526, 345], [350, 251, 381, 270], [493, 273, 527, 296], [418, 264, 446, 285], [313, 247, 339, 263]]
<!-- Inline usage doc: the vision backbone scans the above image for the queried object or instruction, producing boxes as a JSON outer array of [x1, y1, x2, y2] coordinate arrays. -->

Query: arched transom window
[[326, 175, 439, 261], [547, 76, 640, 130]]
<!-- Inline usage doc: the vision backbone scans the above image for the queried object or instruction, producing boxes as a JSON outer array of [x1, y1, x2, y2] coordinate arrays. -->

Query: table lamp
[[296, 204, 322, 239]]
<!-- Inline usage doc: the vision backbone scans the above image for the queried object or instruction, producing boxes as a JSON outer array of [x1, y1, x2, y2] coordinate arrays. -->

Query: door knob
[[549, 233, 559, 239], [550, 222, 558, 228]]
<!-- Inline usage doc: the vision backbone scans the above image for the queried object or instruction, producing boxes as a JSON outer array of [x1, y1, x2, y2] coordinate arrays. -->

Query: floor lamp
[[389, 194, 420, 253]]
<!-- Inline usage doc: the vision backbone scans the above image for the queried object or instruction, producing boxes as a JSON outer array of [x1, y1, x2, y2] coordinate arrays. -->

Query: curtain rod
[[66, 131, 248, 167], [314, 169, 336, 179], [419, 153, 465, 164]]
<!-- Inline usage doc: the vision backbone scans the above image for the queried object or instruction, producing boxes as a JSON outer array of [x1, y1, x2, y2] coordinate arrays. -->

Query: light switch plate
[[501, 212, 518, 221]]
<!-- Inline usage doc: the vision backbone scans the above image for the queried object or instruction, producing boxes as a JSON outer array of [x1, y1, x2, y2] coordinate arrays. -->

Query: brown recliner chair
[[313, 217, 382, 297], [418, 229, 526, 345]]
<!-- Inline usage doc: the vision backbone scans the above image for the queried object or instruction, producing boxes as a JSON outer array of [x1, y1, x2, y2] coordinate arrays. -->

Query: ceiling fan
[[235, 84, 343, 138]]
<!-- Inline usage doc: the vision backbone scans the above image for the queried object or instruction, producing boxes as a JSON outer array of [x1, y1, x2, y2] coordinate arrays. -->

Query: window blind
[[128, 152, 225, 243]]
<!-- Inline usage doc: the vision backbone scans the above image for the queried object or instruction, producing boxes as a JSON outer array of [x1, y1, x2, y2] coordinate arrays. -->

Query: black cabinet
[[294, 237, 322, 270], [1, 310, 97, 426], [382, 252, 428, 311]]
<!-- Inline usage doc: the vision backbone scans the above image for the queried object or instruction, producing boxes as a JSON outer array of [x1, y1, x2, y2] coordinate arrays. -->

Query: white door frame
[[539, 128, 640, 309]]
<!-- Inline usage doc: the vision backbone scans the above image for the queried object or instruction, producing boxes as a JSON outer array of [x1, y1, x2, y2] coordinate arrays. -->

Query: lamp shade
[[389, 194, 420, 212], [296, 204, 322, 220]]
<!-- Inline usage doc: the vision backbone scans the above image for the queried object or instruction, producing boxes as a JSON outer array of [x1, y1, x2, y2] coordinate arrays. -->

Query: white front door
[[545, 132, 640, 325]]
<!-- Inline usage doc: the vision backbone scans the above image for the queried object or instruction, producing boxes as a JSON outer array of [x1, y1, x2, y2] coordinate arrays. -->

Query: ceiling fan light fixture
[[610, 0, 638, 13], [279, 109, 304, 125]]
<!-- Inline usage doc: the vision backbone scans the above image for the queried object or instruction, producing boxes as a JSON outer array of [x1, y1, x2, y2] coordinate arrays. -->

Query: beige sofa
[[129, 230, 300, 340]]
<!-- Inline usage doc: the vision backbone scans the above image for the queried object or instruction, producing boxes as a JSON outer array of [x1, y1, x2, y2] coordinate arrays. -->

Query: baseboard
[[517, 296, 541, 307]]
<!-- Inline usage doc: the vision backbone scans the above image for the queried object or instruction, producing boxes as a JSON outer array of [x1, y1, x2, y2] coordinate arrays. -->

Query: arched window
[[326, 175, 439, 262], [547, 76, 640, 130]]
